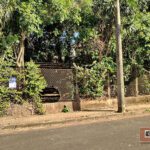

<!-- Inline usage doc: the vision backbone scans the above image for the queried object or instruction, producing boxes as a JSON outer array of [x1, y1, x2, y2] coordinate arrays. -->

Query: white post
[[116, 0, 125, 112]]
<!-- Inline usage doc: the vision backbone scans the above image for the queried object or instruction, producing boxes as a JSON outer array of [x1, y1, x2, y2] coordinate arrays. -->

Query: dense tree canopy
[[0, 0, 149, 97]]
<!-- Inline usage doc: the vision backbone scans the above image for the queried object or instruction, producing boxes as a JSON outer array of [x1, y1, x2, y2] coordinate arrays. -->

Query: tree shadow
[[82, 109, 115, 112]]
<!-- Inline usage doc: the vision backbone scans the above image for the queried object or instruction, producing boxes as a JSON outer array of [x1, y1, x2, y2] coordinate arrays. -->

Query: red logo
[[140, 128, 150, 143]]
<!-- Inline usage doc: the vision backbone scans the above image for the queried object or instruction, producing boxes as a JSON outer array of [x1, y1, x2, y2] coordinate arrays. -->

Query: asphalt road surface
[[0, 116, 150, 150]]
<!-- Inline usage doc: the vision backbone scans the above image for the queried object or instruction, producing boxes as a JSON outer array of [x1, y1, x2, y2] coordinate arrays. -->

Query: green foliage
[[0, 34, 19, 64], [25, 61, 47, 97], [140, 74, 150, 94], [0, 58, 47, 115], [0, 58, 23, 115], [75, 56, 116, 98], [108, 0, 150, 82], [0, 99, 10, 116], [76, 66, 103, 97], [17, 0, 43, 34], [33, 95, 45, 115], [62, 105, 69, 113], [0, 0, 16, 33], [0, 0, 150, 102], [145, 108, 150, 113], [24, 60, 47, 114]]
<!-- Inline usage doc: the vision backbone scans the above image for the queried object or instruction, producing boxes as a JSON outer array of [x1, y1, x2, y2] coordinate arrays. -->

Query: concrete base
[[43, 101, 80, 114]]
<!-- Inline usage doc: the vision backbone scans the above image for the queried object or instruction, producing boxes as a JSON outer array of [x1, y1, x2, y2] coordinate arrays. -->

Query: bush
[[75, 57, 116, 98], [139, 74, 150, 95], [24, 60, 47, 114], [0, 58, 47, 115], [75, 63, 104, 98], [0, 58, 23, 115], [0, 99, 10, 116], [62, 105, 69, 113], [33, 96, 45, 115]]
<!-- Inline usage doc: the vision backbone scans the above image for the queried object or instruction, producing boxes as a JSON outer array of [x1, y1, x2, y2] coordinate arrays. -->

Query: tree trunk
[[135, 76, 139, 97], [116, 0, 125, 113], [16, 32, 26, 68], [107, 73, 111, 99], [134, 68, 139, 97]]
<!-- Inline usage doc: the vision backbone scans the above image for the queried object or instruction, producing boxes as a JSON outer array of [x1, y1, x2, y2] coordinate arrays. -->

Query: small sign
[[9, 77, 17, 89], [140, 128, 150, 143]]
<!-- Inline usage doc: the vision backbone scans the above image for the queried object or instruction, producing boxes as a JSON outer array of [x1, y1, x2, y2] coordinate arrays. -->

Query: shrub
[[62, 105, 69, 113], [75, 57, 115, 98], [0, 58, 47, 115], [0, 98, 10, 116], [75, 63, 104, 98], [33, 95, 45, 115], [139, 74, 150, 95], [24, 60, 47, 114], [0, 58, 23, 115]]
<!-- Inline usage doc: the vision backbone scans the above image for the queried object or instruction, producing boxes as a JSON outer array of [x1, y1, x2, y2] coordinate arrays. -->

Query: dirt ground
[[0, 103, 150, 135]]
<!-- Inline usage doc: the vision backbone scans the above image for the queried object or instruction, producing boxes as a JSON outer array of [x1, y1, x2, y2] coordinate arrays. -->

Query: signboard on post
[[9, 77, 17, 89]]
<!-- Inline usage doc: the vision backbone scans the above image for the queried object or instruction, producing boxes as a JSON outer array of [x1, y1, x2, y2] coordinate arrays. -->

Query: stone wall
[[43, 101, 80, 114]]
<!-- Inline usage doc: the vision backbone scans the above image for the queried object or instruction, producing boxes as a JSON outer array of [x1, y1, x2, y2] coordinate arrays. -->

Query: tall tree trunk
[[16, 32, 26, 68], [135, 76, 139, 97], [134, 67, 139, 97], [116, 0, 125, 113], [107, 73, 111, 99]]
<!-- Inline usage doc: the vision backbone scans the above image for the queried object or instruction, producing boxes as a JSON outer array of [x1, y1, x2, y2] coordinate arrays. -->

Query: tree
[[15, 0, 44, 67], [0, 0, 149, 99], [116, 0, 125, 112]]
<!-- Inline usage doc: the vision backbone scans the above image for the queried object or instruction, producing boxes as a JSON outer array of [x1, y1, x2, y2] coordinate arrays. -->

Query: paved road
[[0, 116, 150, 150]]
